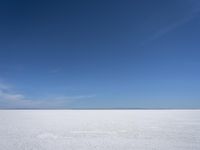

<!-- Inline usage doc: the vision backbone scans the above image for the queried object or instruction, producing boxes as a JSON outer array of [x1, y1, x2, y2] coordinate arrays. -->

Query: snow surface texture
[[0, 110, 200, 150]]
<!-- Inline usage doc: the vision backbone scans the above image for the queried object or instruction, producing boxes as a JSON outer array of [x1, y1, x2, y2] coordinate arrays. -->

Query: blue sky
[[0, 0, 200, 108]]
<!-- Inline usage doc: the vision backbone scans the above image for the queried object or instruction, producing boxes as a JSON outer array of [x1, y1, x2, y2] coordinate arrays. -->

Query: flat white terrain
[[0, 110, 200, 150]]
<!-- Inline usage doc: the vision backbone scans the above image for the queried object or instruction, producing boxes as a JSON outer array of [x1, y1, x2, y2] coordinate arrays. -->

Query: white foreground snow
[[0, 110, 200, 150]]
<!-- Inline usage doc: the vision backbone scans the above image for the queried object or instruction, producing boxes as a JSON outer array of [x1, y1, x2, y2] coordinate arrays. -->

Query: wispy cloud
[[49, 68, 62, 74], [0, 83, 32, 108], [59, 95, 96, 100], [0, 82, 95, 108], [142, 5, 200, 45]]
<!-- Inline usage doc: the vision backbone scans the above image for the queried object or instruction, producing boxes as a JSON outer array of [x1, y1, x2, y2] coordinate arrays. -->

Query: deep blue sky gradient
[[0, 0, 200, 108]]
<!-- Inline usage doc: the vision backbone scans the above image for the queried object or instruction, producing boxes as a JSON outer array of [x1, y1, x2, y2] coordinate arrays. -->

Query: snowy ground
[[0, 110, 200, 150]]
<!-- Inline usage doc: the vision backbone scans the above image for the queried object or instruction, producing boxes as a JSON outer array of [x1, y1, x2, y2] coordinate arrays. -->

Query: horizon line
[[0, 107, 200, 110]]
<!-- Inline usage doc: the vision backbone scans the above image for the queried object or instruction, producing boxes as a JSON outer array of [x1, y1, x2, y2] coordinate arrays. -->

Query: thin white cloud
[[0, 85, 30, 108], [60, 95, 96, 100], [0, 82, 95, 108], [49, 68, 61, 74], [0, 82, 11, 90], [142, 3, 200, 45]]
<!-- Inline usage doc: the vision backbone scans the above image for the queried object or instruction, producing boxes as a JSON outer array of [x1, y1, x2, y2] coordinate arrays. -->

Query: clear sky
[[0, 0, 200, 108]]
